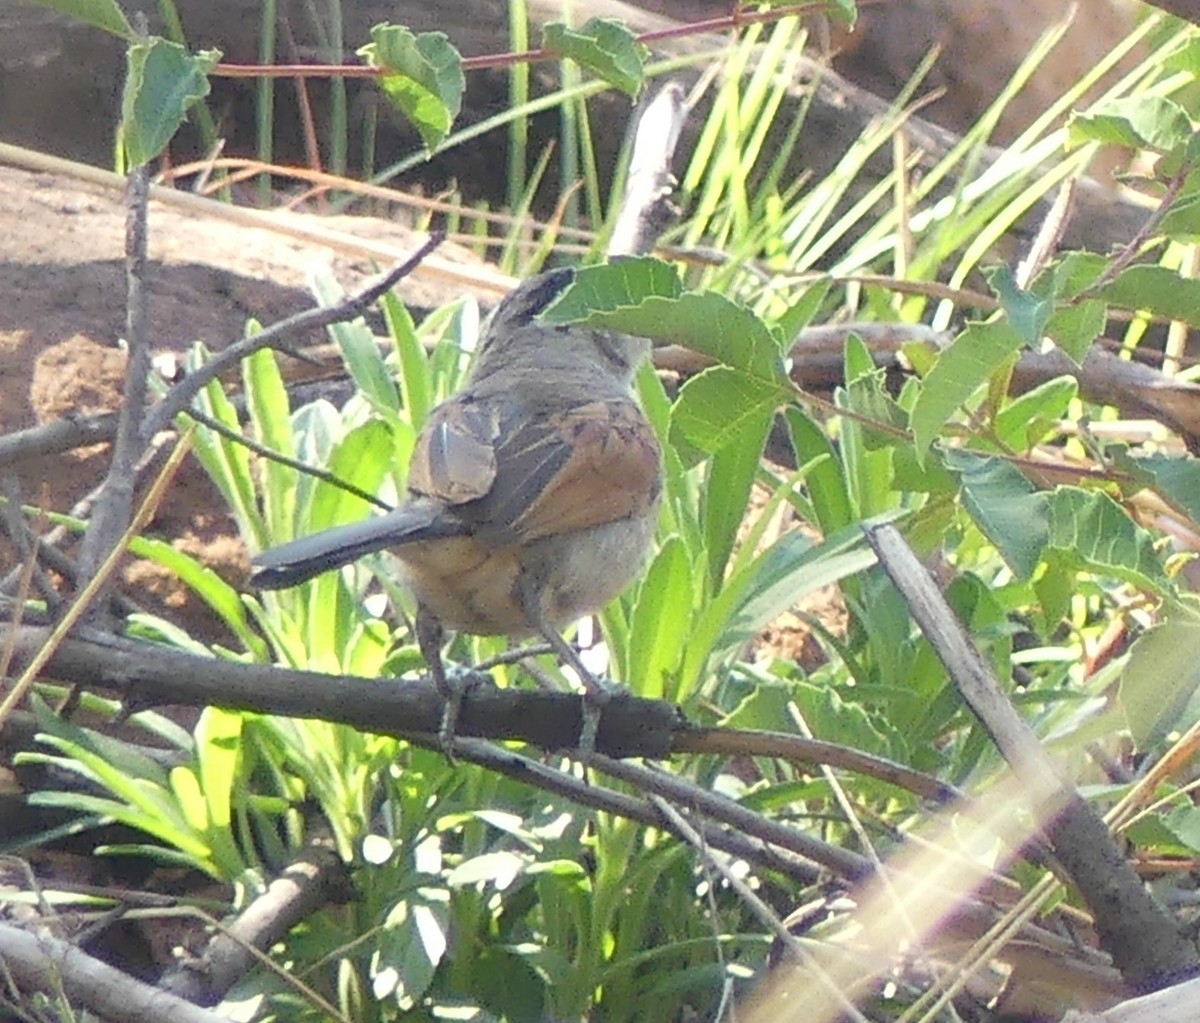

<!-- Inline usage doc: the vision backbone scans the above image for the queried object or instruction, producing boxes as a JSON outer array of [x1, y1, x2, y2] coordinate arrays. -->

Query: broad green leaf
[[627, 538, 693, 701], [1047, 488, 1168, 591], [541, 257, 683, 318], [943, 449, 1048, 580], [23, 0, 132, 37], [719, 527, 877, 658], [669, 367, 788, 456], [542, 18, 648, 97], [120, 41, 219, 168], [306, 420, 394, 533], [1045, 298, 1106, 363], [1161, 194, 1200, 240], [823, 0, 858, 26], [1046, 251, 1108, 299], [841, 340, 908, 449], [372, 893, 449, 1006], [1133, 454, 1200, 523], [1101, 266, 1200, 327], [359, 25, 464, 153], [988, 264, 1052, 346], [1164, 36, 1200, 77], [1067, 95, 1194, 153], [1119, 617, 1200, 748], [702, 405, 773, 593], [910, 320, 1025, 458], [994, 376, 1077, 450], [545, 261, 785, 381]]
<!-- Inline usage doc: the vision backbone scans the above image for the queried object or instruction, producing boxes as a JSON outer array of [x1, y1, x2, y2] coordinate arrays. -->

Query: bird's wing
[[411, 395, 661, 542]]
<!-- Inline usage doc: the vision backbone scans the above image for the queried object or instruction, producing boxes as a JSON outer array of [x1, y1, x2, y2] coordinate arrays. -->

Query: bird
[[251, 266, 664, 754]]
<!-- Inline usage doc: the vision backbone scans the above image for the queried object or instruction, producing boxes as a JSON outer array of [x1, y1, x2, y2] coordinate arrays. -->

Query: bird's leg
[[517, 577, 611, 760], [415, 608, 466, 755]]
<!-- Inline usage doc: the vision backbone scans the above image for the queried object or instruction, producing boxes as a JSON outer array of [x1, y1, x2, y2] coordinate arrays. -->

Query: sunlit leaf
[[359, 25, 464, 153], [542, 17, 649, 97], [120, 40, 219, 168]]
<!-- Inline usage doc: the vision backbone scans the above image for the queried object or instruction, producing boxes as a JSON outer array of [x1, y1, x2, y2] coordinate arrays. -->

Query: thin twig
[[76, 164, 153, 608], [140, 232, 445, 441], [182, 406, 390, 511], [650, 794, 874, 1023]]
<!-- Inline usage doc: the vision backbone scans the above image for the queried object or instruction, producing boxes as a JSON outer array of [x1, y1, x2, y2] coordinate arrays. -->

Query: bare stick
[[0, 922, 228, 1023], [140, 232, 444, 441], [76, 164, 153, 606], [863, 521, 1197, 990], [160, 846, 352, 1004], [607, 80, 689, 258]]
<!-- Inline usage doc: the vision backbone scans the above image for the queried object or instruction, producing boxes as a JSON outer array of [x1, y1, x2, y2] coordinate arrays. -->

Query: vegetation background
[[2, 1, 1200, 1022]]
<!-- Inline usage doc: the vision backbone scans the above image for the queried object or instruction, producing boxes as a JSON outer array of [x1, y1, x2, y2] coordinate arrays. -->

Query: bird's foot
[[435, 664, 487, 758], [577, 676, 623, 763]]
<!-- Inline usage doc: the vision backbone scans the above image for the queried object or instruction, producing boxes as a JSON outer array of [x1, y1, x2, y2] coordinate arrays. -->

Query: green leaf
[[910, 320, 1025, 458], [1047, 488, 1168, 591], [627, 538, 694, 700], [1100, 266, 1200, 328], [310, 272, 400, 417], [359, 25, 464, 153], [372, 893, 449, 1006], [128, 536, 264, 656], [1045, 298, 1106, 363], [1130, 454, 1200, 523], [244, 347, 296, 545], [669, 367, 789, 456], [988, 265, 1052, 346], [120, 41, 219, 168], [542, 18, 649, 97], [718, 527, 878, 660], [23, 0, 132, 37], [383, 291, 434, 427], [544, 260, 785, 382], [702, 406, 773, 594], [785, 407, 853, 534], [943, 449, 1048, 580], [994, 376, 1077, 450], [1047, 251, 1108, 299], [1160, 194, 1200, 241], [1120, 617, 1200, 748], [1067, 96, 1194, 153], [306, 420, 393, 532], [542, 257, 683, 318]]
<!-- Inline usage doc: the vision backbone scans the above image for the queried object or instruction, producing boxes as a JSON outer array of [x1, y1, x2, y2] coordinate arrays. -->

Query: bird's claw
[[435, 665, 486, 758], [577, 676, 621, 763]]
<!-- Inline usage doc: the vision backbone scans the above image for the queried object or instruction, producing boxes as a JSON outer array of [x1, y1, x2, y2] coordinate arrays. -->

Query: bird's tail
[[251, 502, 465, 590]]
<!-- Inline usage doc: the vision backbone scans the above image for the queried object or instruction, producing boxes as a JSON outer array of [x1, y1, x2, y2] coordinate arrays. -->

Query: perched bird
[[252, 267, 663, 752]]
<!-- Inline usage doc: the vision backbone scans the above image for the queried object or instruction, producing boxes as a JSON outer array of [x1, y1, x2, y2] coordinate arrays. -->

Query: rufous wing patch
[[511, 400, 661, 539]]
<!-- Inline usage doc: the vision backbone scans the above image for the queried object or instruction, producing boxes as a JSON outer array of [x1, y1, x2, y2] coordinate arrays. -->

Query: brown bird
[[252, 267, 663, 752]]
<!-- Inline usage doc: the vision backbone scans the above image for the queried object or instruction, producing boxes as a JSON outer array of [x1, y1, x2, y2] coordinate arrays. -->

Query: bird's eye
[[593, 333, 632, 372]]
